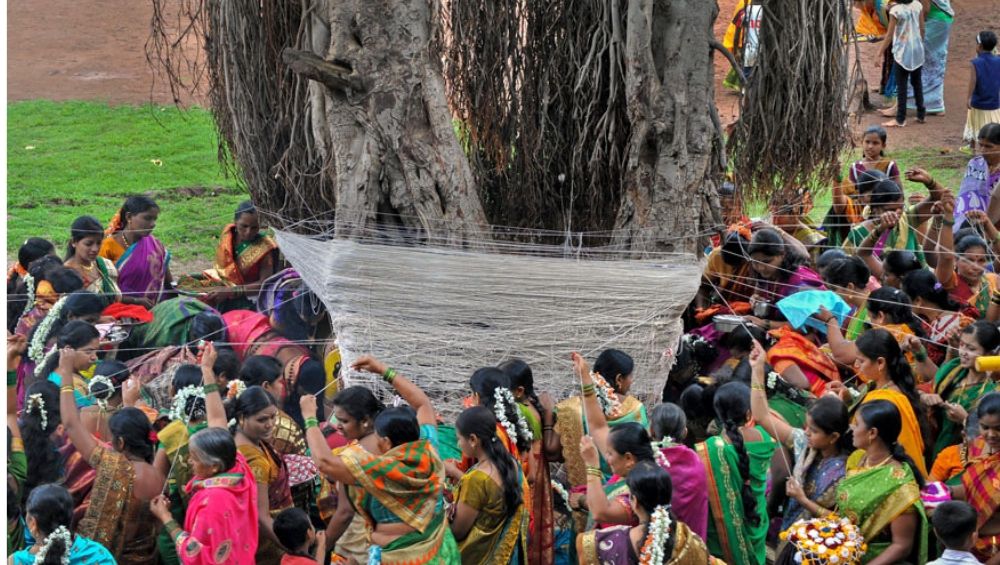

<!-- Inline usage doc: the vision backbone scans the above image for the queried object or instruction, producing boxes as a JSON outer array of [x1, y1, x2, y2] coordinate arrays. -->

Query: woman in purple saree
[[99, 196, 172, 305]]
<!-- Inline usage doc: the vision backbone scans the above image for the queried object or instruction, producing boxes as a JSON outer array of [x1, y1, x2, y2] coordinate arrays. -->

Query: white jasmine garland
[[88, 375, 114, 411], [493, 394, 519, 446], [227, 379, 247, 399], [28, 296, 68, 364], [551, 480, 570, 508], [651, 437, 674, 469], [33, 348, 58, 379], [20, 274, 35, 319], [497, 387, 533, 443], [34, 525, 72, 565], [25, 393, 48, 430], [639, 504, 672, 565], [589, 371, 622, 417], [168, 385, 205, 424]]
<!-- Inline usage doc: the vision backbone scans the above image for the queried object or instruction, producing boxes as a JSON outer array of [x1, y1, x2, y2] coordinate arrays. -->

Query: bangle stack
[[581, 383, 596, 397], [304, 417, 319, 430], [203, 383, 219, 394], [751, 383, 766, 392], [586, 466, 603, 479], [382, 368, 397, 383], [60, 386, 75, 395]]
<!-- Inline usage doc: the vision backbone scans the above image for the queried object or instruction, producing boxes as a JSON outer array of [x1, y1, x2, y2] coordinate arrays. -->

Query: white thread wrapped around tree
[[276, 230, 700, 418]]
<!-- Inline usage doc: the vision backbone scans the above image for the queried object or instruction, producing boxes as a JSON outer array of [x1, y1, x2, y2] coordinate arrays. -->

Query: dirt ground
[[7, 0, 998, 143], [713, 0, 1000, 150]]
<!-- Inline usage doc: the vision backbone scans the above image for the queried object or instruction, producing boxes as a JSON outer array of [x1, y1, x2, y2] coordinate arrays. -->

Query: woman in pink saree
[[648, 403, 709, 540], [100, 196, 172, 306], [150, 358, 259, 564]]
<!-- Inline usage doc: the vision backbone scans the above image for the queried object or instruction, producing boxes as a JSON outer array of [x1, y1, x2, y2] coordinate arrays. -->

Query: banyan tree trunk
[[613, 0, 724, 254], [283, 0, 488, 242]]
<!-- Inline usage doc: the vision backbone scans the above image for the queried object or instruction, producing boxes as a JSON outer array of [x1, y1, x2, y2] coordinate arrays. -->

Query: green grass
[[7, 100, 247, 269], [6, 101, 973, 270]]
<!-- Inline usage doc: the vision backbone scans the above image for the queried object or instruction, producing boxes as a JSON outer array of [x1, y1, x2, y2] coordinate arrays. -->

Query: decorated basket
[[779, 514, 867, 565]]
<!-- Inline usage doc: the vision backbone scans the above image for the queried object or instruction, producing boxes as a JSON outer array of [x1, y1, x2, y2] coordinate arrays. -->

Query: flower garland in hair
[[227, 379, 247, 400], [20, 274, 35, 319], [767, 371, 811, 402], [33, 348, 58, 379], [551, 479, 570, 508], [168, 385, 205, 424], [25, 393, 48, 430], [651, 437, 675, 469], [638, 504, 672, 565], [496, 387, 534, 443], [28, 295, 68, 364], [88, 375, 114, 411], [590, 371, 622, 418], [34, 525, 72, 565], [492, 389, 520, 446]]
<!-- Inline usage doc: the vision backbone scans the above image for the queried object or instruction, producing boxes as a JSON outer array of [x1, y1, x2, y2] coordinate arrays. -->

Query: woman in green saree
[[836, 400, 928, 565], [919, 321, 1000, 462], [300, 358, 461, 565], [696, 381, 777, 565]]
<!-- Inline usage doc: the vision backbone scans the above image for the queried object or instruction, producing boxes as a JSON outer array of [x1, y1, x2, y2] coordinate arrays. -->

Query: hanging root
[[727, 0, 860, 200]]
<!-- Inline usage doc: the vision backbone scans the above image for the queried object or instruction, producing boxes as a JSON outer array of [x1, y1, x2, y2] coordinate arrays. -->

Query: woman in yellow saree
[[301, 357, 461, 565], [451, 406, 529, 565], [835, 400, 928, 564], [697, 381, 777, 565], [836, 329, 929, 478]]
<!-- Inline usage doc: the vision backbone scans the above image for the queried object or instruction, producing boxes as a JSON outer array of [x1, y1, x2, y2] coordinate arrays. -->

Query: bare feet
[[879, 104, 897, 117], [883, 119, 905, 128]]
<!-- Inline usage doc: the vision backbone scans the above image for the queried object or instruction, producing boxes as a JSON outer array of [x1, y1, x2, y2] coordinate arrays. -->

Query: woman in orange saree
[[199, 201, 278, 311]]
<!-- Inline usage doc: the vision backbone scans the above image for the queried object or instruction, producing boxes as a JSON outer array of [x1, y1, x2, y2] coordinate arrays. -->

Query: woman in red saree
[[948, 392, 1000, 564], [150, 353, 259, 564], [99, 195, 172, 305]]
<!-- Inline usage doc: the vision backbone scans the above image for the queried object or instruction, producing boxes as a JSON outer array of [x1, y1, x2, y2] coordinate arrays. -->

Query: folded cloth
[[101, 302, 154, 323], [776, 290, 850, 334], [920, 481, 951, 509]]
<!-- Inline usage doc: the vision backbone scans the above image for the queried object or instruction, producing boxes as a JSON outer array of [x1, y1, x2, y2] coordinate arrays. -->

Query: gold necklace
[[861, 452, 893, 468]]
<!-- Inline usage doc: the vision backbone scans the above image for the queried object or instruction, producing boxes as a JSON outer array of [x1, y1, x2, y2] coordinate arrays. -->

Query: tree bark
[[291, 0, 488, 242], [614, 0, 724, 255]]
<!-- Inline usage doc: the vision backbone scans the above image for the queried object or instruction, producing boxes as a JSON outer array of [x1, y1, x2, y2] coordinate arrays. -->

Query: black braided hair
[[456, 406, 522, 518], [626, 460, 678, 559], [21, 381, 62, 502], [858, 400, 926, 488], [498, 358, 543, 418], [713, 381, 761, 528], [470, 367, 531, 454]]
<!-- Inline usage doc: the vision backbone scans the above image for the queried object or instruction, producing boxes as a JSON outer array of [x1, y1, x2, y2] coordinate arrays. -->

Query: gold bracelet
[[751, 383, 766, 392], [60, 386, 75, 394], [586, 466, 603, 479]]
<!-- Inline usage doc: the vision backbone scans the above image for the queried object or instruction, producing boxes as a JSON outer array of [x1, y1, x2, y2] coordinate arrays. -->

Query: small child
[[927, 501, 982, 564], [851, 126, 903, 188], [881, 0, 926, 127], [274, 507, 326, 565], [964, 31, 1000, 149]]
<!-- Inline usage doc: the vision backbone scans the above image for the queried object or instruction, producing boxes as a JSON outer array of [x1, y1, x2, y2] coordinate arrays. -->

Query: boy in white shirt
[[928, 501, 984, 565]]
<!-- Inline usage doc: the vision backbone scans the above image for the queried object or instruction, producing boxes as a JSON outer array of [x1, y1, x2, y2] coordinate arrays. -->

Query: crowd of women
[[4, 123, 1000, 565]]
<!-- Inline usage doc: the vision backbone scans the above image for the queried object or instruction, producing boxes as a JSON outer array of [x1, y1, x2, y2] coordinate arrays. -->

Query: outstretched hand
[[351, 354, 388, 376], [749, 340, 767, 372], [579, 435, 599, 468], [571, 352, 591, 381]]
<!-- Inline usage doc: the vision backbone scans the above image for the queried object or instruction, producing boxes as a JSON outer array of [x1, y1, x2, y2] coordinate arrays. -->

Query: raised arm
[[579, 434, 632, 524], [200, 343, 229, 429], [56, 347, 97, 461], [299, 394, 354, 484], [906, 168, 947, 225], [351, 355, 435, 426], [748, 341, 795, 446], [573, 352, 610, 455], [817, 308, 860, 365], [935, 197, 957, 285]]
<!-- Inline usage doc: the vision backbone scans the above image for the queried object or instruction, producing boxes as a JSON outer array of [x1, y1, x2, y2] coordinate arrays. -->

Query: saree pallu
[[844, 211, 925, 265], [213, 226, 278, 286], [835, 452, 928, 564], [221, 309, 310, 361], [932, 359, 1000, 460], [116, 235, 170, 304], [518, 404, 555, 565], [948, 272, 999, 319], [855, 0, 888, 37], [767, 326, 840, 397], [158, 420, 207, 565], [961, 438, 1000, 562], [177, 452, 259, 565], [76, 446, 160, 564], [131, 297, 219, 349], [579, 521, 720, 565], [372, 514, 461, 565], [661, 444, 709, 540], [585, 476, 634, 530], [781, 454, 847, 530], [57, 438, 97, 529], [857, 389, 928, 478], [703, 247, 756, 307], [906, 2, 953, 114], [454, 468, 530, 565], [239, 441, 293, 563], [696, 425, 777, 565]]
